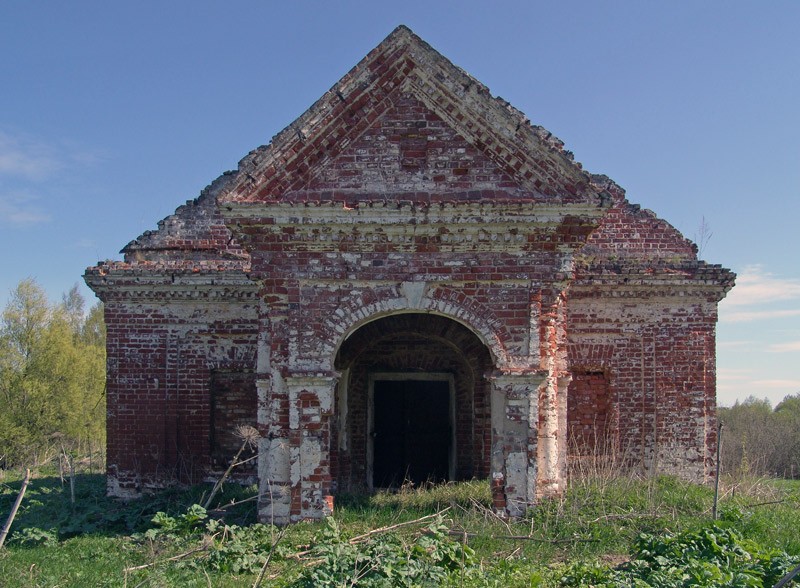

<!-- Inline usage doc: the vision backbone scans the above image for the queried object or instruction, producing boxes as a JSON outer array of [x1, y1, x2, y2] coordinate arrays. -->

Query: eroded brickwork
[[210, 370, 258, 473], [85, 26, 734, 522]]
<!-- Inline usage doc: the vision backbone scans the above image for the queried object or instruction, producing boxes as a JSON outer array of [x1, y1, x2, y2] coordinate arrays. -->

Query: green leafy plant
[[142, 503, 209, 540], [205, 522, 278, 574], [293, 514, 483, 587], [559, 523, 800, 587], [10, 526, 58, 547], [135, 503, 281, 575]]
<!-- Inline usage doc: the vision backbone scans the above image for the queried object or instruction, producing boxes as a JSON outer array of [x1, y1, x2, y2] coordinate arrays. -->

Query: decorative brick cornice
[[570, 263, 736, 301], [222, 199, 602, 224], [223, 199, 604, 255], [83, 267, 260, 302]]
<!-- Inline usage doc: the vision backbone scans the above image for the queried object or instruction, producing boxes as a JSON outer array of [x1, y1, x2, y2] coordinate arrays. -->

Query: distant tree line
[[0, 279, 105, 468], [719, 394, 800, 479]]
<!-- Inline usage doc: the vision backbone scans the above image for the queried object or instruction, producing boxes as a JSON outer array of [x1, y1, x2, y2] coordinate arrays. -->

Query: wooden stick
[[746, 499, 787, 508], [123, 545, 211, 572], [203, 438, 253, 509], [209, 493, 261, 512], [251, 526, 288, 588], [587, 512, 663, 523], [349, 507, 450, 544], [447, 530, 598, 544], [0, 468, 31, 548], [288, 507, 451, 560]]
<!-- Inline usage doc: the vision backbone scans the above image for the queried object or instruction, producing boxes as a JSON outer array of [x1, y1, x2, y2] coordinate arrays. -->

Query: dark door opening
[[372, 378, 451, 488]]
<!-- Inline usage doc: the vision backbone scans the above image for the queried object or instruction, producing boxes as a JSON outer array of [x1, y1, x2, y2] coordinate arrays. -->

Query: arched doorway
[[333, 313, 494, 492]]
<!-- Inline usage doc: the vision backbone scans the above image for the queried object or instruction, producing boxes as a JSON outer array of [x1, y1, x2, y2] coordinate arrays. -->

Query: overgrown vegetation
[[0, 279, 105, 468], [720, 395, 800, 479], [1, 471, 799, 587]]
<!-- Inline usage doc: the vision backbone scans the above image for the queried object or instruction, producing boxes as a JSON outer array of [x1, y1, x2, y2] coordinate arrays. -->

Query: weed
[[559, 523, 800, 587]]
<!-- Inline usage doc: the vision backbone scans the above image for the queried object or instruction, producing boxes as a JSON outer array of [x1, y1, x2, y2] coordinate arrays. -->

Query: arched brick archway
[[332, 313, 493, 492]]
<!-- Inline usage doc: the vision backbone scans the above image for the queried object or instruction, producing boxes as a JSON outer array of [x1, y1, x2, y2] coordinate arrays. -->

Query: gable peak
[[223, 26, 600, 205]]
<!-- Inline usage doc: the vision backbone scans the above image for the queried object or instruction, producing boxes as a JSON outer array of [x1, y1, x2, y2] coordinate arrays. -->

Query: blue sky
[[1, 1, 798, 406]]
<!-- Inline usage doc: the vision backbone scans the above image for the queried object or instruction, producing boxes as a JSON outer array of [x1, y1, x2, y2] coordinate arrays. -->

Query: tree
[[774, 394, 800, 477], [719, 393, 800, 478], [0, 279, 105, 467]]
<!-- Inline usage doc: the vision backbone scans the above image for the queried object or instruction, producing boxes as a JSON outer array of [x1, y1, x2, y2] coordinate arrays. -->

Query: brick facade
[[85, 26, 734, 522]]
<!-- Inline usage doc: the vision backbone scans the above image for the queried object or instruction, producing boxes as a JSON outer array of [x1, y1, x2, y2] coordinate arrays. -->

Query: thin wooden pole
[[0, 468, 31, 548], [712, 420, 723, 520]]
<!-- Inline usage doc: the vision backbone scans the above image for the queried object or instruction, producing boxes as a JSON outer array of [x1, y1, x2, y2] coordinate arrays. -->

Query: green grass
[[1, 470, 799, 587]]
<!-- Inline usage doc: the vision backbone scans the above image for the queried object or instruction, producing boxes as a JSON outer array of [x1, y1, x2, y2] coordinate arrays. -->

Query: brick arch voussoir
[[321, 289, 510, 371], [567, 339, 617, 372]]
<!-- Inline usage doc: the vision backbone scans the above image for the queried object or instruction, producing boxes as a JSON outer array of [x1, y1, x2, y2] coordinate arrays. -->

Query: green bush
[[559, 523, 800, 587]]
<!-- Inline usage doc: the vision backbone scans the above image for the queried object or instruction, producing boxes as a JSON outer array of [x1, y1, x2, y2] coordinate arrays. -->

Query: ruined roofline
[[582, 172, 738, 289], [221, 197, 606, 221], [121, 172, 229, 253], [573, 260, 736, 282], [222, 24, 608, 205], [85, 259, 251, 275], [90, 25, 733, 298]]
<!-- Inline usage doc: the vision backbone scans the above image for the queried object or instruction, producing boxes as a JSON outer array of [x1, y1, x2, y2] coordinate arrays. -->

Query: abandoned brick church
[[85, 26, 735, 523]]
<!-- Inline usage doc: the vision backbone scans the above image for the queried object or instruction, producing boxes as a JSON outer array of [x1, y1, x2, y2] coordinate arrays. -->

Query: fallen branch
[[447, 530, 598, 544], [470, 497, 513, 533], [0, 468, 31, 548], [746, 499, 787, 508], [288, 507, 452, 560], [349, 507, 451, 544], [124, 544, 212, 572], [774, 561, 800, 588], [209, 492, 262, 512]]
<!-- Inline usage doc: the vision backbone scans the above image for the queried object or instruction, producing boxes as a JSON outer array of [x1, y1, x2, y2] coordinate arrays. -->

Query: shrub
[[559, 523, 800, 587]]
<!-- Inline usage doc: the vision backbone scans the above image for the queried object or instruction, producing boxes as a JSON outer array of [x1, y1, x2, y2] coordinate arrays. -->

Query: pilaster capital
[[490, 369, 547, 389]]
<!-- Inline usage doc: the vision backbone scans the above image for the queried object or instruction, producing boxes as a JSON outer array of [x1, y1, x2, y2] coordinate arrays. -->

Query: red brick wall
[[86, 26, 733, 516], [210, 369, 258, 472], [102, 297, 258, 495], [567, 293, 719, 479], [567, 370, 614, 455]]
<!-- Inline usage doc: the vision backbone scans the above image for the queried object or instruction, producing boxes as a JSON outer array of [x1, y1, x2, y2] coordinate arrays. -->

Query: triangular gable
[[288, 92, 524, 200], [222, 25, 602, 206]]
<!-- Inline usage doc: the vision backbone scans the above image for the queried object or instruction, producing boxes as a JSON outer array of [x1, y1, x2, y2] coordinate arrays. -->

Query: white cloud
[[72, 238, 96, 249], [717, 367, 752, 381], [0, 130, 103, 227], [722, 309, 800, 324], [767, 341, 800, 353], [750, 379, 800, 390], [722, 265, 800, 308], [0, 191, 52, 226], [0, 131, 62, 180], [719, 266, 800, 323], [717, 372, 800, 405], [716, 369, 752, 392]]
